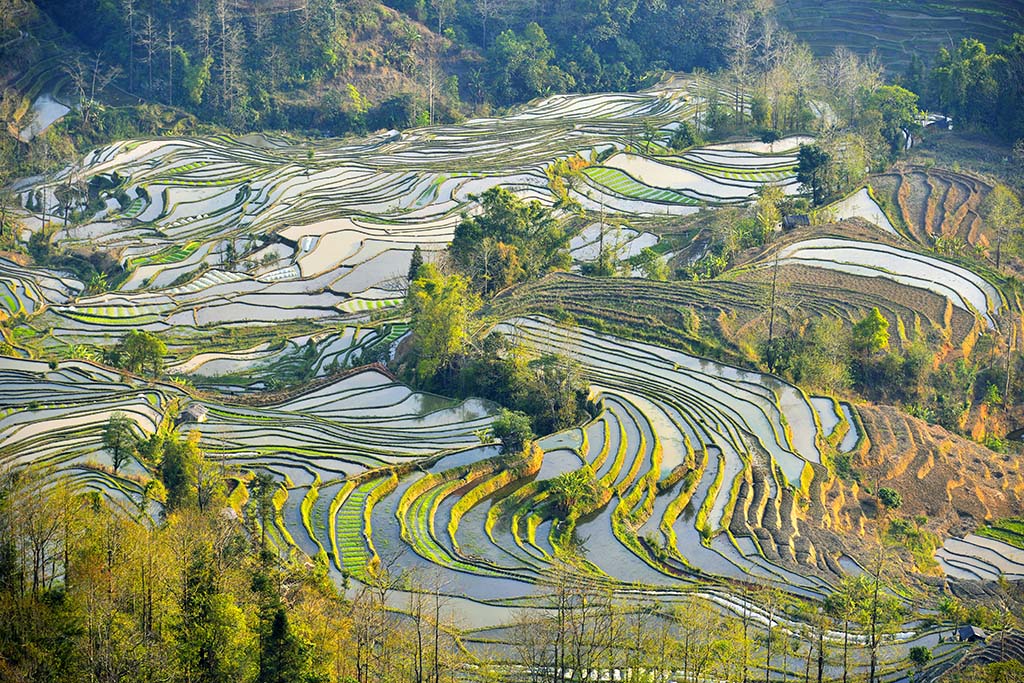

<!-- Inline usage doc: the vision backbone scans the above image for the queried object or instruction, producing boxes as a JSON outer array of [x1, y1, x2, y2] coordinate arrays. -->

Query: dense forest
[[17, 0, 1023, 143], [28, 0, 737, 131]]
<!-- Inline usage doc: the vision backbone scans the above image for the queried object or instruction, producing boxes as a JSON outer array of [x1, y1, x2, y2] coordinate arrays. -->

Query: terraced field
[[0, 356, 491, 501], [776, 0, 1024, 69], [10, 74, 814, 348], [770, 236, 1004, 328], [0, 317, 958, 677], [6, 70, 1023, 679], [869, 165, 995, 249]]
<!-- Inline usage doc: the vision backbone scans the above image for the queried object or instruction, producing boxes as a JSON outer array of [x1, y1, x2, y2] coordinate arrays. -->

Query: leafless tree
[[476, 0, 511, 47], [64, 54, 122, 128], [431, 0, 456, 36], [727, 12, 756, 117], [138, 14, 158, 93], [121, 0, 136, 91]]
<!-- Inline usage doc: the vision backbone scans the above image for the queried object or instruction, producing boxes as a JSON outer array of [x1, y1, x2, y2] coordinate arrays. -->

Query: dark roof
[[958, 625, 988, 640], [782, 214, 810, 229]]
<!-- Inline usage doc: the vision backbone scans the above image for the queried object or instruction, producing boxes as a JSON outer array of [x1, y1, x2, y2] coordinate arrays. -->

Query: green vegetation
[[406, 262, 476, 380], [450, 187, 570, 296], [853, 307, 891, 353], [102, 411, 136, 473], [31, 0, 742, 132], [5, 2, 1024, 682], [106, 329, 168, 377], [978, 518, 1024, 550], [490, 408, 534, 455]]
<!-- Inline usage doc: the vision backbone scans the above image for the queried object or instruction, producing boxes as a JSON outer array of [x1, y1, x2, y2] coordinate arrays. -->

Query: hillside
[[775, 0, 1024, 71], [3, 1, 1024, 680]]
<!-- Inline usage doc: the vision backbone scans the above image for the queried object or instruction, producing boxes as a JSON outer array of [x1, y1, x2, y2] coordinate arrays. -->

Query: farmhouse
[[957, 625, 988, 643], [179, 402, 208, 424]]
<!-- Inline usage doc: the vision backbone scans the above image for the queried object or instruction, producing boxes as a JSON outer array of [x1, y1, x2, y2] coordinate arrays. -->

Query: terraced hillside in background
[[775, 0, 1024, 69], [10, 74, 816, 363], [497, 219, 1001, 364]]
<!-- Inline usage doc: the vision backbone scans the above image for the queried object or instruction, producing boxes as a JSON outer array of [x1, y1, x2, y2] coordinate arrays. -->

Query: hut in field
[[179, 402, 208, 424], [957, 625, 987, 643]]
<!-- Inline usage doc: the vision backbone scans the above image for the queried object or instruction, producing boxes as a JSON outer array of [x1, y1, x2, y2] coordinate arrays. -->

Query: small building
[[782, 214, 810, 230], [180, 403, 208, 424], [957, 625, 988, 643]]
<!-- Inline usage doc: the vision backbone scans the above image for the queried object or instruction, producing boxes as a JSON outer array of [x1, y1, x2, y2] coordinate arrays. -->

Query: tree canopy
[[853, 308, 891, 354], [108, 329, 168, 376], [491, 408, 534, 455], [450, 187, 570, 295], [408, 263, 477, 380]]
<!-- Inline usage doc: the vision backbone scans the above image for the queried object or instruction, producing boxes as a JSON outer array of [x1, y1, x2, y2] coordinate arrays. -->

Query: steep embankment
[[830, 405, 1024, 539]]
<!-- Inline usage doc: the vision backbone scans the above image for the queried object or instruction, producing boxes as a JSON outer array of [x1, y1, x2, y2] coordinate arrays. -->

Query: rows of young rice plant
[[0, 258, 82, 315], [0, 356, 495, 519], [328, 315, 864, 605]]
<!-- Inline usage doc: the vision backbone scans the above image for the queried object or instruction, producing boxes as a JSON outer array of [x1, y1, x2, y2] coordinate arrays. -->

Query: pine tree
[[260, 608, 313, 683], [408, 244, 424, 283]]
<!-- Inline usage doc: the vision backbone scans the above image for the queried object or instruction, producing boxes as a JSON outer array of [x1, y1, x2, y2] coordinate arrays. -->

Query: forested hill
[[27, 0, 743, 132], [14, 0, 1024, 141]]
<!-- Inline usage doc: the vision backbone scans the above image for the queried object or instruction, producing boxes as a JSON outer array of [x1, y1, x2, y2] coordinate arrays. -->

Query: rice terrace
[[1, 0, 1024, 681]]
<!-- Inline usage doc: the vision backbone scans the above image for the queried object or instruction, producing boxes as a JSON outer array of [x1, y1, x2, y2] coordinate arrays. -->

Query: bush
[[878, 487, 902, 510], [491, 409, 534, 455]]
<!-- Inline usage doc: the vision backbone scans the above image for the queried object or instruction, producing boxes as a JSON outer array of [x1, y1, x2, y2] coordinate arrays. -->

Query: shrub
[[878, 487, 902, 510], [491, 409, 534, 455]]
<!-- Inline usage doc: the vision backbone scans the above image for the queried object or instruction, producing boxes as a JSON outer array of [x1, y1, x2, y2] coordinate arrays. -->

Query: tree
[[909, 646, 932, 683], [408, 263, 477, 381], [103, 412, 136, 473], [491, 408, 534, 455], [982, 185, 1023, 259], [374, 92, 425, 130], [670, 122, 700, 151], [450, 187, 570, 294], [726, 11, 755, 117], [756, 184, 785, 244], [429, 0, 455, 35], [547, 467, 600, 518], [633, 247, 668, 281], [160, 431, 204, 512], [407, 244, 424, 284], [110, 330, 167, 376], [165, 24, 177, 104], [931, 38, 1002, 130], [250, 472, 277, 554], [789, 317, 852, 394], [760, 130, 780, 151], [180, 50, 214, 106], [825, 575, 872, 683], [260, 608, 315, 683], [863, 544, 903, 683], [121, 0, 136, 91], [866, 85, 922, 153], [63, 54, 122, 129], [138, 13, 157, 92], [487, 23, 572, 105], [796, 144, 832, 205], [475, 0, 511, 47], [853, 308, 890, 353], [641, 119, 658, 152], [170, 512, 249, 683]]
